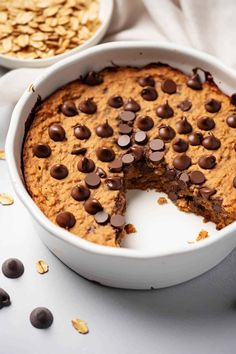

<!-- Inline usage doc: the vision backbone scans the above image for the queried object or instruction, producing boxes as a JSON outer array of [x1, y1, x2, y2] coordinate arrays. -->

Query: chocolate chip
[[134, 131, 148, 145], [176, 117, 192, 134], [149, 151, 165, 164], [119, 123, 133, 135], [156, 101, 174, 118], [205, 99, 221, 113], [71, 185, 90, 201], [158, 125, 176, 141], [48, 124, 66, 141], [233, 177, 236, 188], [33, 143, 51, 158], [173, 154, 191, 170], [199, 187, 216, 199], [161, 79, 177, 94], [50, 164, 68, 179], [120, 111, 136, 123], [129, 145, 144, 161], [172, 138, 188, 153], [79, 98, 97, 114], [108, 95, 123, 108], [74, 124, 91, 140], [230, 93, 236, 106], [95, 120, 113, 138], [83, 71, 103, 86], [226, 114, 236, 128], [138, 75, 155, 87], [77, 157, 95, 173], [179, 172, 189, 183], [96, 167, 107, 178], [164, 168, 177, 181], [61, 100, 77, 116], [198, 155, 216, 169], [187, 73, 202, 90], [197, 116, 215, 130], [141, 86, 158, 101], [105, 177, 123, 190], [189, 170, 205, 184], [168, 191, 178, 202], [188, 131, 203, 146], [85, 172, 101, 188], [0, 288, 11, 309], [177, 100, 192, 112], [2, 258, 24, 279], [110, 214, 125, 228], [109, 159, 123, 172], [56, 211, 76, 229], [117, 135, 131, 149], [30, 307, 53, 329], [202, 133, 221, 150], [84, 199, 103, 214], [71, 145, 87, 155], [124, 98, 140, 112], [149, 138, 165, 151], [137, 116, 154, 131], [96, 147, 115, 162], [94, 211, 109, 225], [122, 153, 134, 165]]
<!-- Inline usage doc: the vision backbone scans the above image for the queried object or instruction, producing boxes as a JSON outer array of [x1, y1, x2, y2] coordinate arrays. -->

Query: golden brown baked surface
[[22, 65, 236, 246]]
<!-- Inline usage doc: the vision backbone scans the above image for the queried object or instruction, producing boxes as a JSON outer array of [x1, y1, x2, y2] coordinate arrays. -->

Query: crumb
[[157, 197, 167, 205], [196, 230, 209, 241], [124, 223, 137, 234]]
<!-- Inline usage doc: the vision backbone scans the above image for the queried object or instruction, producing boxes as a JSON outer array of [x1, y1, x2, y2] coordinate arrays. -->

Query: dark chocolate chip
[[197, 116, 215, 130], [188, 131, 203, 146], [79, 98, 97, 114], [83, 71, 103, 86], [230, 93, 236, 106], [77, 157, 95, 173], [108, 95, 123, 108], [61, 100, 77, 116], [84, 198, 103, 214], [198, 155, 216, 169], [141, 86, 158, 101], [122, 153, 134, 165], [233, 177, 236, 188], [110, 214, 125, 228], [124, 98, 140, 112], [205, 99, 221, 113], [136, 116, 154, 131], [56, 211, 76, 229], [161, 79, 176, 94], [50, 164, 68, 179], [199, 187, 216, 199], [119, 110, 136, 122], [173, 154, 191, 170], [187, 73, 202, 90], [117, 135, 131, 149], [96, 167, 107, 178], [149, 138, 165, 151], [164, 168, 177, 181], [226, 114, 236, 128], [0, 288, 10, 309], [94, 211, 109, 225], [109, 159, 123, 172], [105, 177, 123, 190], [119, 123, 133, 135], [176, 117, 192, 134], [172, 138, 188, 153], [138, 75, 155, 87], [149, 151, 164, 164], [48, 124, 66, 141], [156, 101, 174, 118], [168, 191, 178, 202], [129, 145, 144, 161], [71, 145, 87, 155], [30, 307, 53, 329], [2, 258, 24, 279], [189, 170, 205, 184], [71, 185, 90, 201], [33, 143, 51, 158], [158, 125, 176, 141], [177, 100, 192, 112], [95, 120, 113, 138], [134, 131, 148, 145], [202, 133, 221, 150], [96, 147, 115, 162], [85, 172, 101, 188], [74, 124, 91, 140]]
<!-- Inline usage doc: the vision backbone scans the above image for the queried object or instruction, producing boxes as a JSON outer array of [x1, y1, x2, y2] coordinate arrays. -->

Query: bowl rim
[[6, 41, 236, 259], [0, 0, 114, 67]]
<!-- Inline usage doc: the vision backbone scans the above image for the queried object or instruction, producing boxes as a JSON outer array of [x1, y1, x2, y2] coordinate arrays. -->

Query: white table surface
[[1, 68, 236, 354]]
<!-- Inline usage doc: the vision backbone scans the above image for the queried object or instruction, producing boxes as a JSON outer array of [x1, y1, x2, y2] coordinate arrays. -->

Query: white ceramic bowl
[[0, 0, 113, 69], [6, 42, 236, 289]]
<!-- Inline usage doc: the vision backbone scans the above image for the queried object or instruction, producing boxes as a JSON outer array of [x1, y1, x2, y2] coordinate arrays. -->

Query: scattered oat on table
[[0, 0, 101, 59], [124, 223, 137, 234], [36, 259, 49, 274], [71, 319, 89, 334], [196, 229, 209, 241], [0, 150, 6, 160], [0, 193, 14, 206], [157, 196, 168, 205]]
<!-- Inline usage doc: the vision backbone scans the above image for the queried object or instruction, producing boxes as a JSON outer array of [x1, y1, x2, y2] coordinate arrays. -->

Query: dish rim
[[6, 41, 236, 259]]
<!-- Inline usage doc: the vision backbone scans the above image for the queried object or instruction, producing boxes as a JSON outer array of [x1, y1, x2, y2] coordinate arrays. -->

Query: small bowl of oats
[[0, 0, 113, 69]]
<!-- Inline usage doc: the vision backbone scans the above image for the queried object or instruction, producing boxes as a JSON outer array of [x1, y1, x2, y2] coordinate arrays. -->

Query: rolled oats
[[36, 259, 49, 274], [71, 319, 89, 334], [0, 193, 14, 206]]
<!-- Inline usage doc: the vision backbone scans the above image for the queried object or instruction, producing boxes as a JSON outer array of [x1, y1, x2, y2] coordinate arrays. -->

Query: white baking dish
[[5, 42, 236, 289]]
